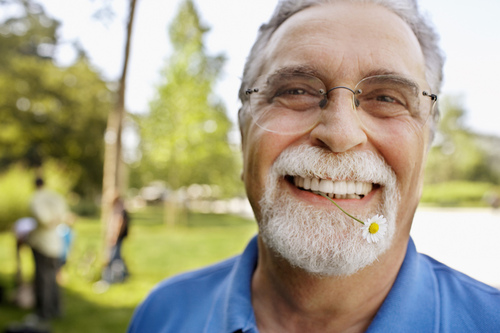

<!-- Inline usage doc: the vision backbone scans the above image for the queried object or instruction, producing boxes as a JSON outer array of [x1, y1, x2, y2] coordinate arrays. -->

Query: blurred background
[[0, 0, 499, 332]]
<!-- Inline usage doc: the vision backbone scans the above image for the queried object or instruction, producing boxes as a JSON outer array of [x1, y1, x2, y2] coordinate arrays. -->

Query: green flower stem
[[318, 192, 365, 225]]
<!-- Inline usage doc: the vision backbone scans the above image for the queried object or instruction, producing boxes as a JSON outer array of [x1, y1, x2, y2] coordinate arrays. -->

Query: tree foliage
[[425, 97, 497, 184], [136, 0, 242, 197], [0, 0, 113, 197]]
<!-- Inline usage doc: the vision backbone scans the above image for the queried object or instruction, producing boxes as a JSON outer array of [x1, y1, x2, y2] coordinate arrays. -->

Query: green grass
[[0, 206, 257, 332]]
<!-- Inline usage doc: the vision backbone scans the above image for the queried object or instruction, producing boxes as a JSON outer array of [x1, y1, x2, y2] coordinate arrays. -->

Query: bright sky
[[6, 0, 500, 138]]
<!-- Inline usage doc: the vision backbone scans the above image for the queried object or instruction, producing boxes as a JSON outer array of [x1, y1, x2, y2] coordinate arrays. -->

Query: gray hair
[[238, 0, 445, 136]]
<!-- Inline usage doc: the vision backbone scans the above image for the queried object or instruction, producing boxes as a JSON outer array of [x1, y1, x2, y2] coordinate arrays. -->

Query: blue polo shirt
[[127, 236, 500, 332]]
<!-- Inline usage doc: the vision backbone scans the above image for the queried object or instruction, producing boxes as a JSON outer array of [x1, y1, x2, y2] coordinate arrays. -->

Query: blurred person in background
[[102, 194, 130, 284], [12, 217, 37, 310], [27, 177, 68, 322]]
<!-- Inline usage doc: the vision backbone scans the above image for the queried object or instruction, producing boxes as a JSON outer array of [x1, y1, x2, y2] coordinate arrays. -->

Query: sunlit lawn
[[0, 206, 257, 332]]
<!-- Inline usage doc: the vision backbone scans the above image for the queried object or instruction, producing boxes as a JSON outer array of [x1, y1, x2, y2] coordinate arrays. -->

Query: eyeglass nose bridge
[[319, 86, 360, 109]]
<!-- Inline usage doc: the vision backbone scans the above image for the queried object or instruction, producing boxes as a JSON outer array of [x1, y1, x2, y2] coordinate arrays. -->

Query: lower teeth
[[314, 191, 363, 200]]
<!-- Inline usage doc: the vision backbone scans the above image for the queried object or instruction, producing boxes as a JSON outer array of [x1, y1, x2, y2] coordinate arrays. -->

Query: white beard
[[259, 146, 400, 277]]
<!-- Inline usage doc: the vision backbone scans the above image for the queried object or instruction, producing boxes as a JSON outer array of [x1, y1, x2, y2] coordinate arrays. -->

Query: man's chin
[[259, 195, 394, 277]]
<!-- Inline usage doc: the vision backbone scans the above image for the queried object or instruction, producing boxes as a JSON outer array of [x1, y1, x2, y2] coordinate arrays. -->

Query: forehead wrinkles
[[262, 44, 357, 85], [258, 3, 426, 83], [262, 25, 351, 78]]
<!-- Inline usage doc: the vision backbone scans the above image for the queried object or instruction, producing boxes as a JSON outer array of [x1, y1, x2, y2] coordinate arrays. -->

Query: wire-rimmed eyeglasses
[[245, 73, 437, 135]]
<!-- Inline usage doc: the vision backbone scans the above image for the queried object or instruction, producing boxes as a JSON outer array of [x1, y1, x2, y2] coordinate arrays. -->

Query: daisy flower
[[318, 193, 387, 243], [361, 214, 387, 243]]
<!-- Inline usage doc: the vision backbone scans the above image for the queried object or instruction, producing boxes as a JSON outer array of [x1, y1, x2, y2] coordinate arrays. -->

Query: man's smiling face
[[241, 2, 433, 274]]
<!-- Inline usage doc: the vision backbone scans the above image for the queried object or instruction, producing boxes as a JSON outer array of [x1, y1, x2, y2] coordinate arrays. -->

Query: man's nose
[[309, 89, 368, 152]]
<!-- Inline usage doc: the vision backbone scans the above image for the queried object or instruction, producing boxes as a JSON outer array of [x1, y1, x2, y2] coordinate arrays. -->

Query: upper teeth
[[293, 176, 373, 199]]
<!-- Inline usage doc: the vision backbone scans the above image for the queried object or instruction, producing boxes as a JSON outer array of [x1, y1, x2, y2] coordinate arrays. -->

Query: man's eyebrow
[[362, 69, 401, 78], [362, 69, 420, 88], [271, 67, 408, 79], [272, 65, 322, 77], [362, 69, 418, 81]]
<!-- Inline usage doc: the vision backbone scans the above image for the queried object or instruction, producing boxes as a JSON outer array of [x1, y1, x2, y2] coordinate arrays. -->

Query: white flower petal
[[360, 214, 387, 243]]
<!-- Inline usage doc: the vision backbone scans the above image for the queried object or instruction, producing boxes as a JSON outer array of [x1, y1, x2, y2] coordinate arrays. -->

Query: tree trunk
[[101, 0, 138, 264]]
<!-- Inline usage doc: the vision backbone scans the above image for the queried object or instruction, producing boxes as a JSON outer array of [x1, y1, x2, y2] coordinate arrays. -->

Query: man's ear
[[240, 133, 246, 182], [238, 108, 246, 144], [238, 106, 250, 183]]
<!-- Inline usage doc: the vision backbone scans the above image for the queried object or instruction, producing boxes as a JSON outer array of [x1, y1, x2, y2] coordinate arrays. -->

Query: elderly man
[[128, 0, 500, 332]]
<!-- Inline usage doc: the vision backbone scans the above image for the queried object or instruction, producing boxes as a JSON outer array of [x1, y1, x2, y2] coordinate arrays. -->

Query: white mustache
[[271, 145, 397, 188]]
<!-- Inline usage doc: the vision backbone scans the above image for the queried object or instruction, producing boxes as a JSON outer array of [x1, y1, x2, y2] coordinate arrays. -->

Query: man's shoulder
[[32, 188, 63, 200], [31, 189, 67, 225], [421, 253, 500, 297], [128, 255, 241, 332], [128, 236, 259, 333], [419, 253, 500, 329], [152, 255, 239, 296]]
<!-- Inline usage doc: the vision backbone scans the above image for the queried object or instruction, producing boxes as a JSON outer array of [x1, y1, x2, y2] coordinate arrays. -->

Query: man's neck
[[251, 237, 408, 333]]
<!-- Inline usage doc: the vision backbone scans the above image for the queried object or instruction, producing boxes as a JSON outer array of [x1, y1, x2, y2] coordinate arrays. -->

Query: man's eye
[[376, 95, 398, 104], [289, 89, 307, 95], [278, 88, 308, 96]]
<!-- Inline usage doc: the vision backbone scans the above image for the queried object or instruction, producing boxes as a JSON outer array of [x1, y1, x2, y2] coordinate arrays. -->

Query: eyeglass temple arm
[[245, 88, 259, 95], [422, 91, 438, 102]]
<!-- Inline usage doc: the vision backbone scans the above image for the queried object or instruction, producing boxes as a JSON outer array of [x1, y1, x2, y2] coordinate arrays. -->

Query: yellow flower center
[[368, 222, 379, 234]]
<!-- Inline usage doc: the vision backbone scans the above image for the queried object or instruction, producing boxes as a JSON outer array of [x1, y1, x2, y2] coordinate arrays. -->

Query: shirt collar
[[367, 237, 439, 332], [204, 236, 259, 333]]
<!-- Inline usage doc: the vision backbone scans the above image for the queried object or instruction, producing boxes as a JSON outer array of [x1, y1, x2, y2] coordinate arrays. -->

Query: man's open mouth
[[287, 176, 378, 200]]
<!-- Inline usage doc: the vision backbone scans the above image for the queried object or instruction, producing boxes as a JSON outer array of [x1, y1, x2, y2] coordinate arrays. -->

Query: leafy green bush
[[421, 181, 498, 207], [0, 165, 34, 231]]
